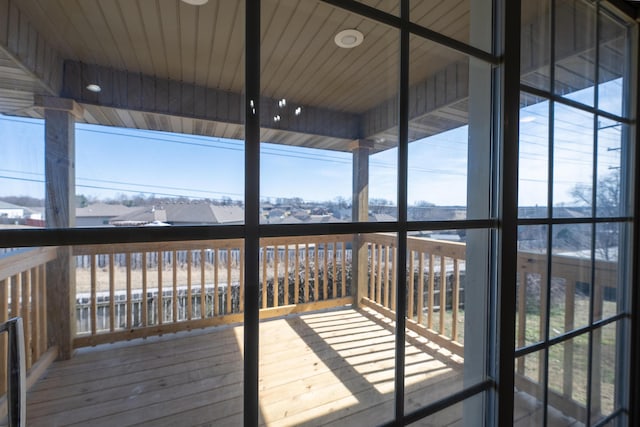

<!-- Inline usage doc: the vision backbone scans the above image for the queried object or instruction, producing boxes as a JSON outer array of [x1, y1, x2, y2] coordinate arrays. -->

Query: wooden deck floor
[[17, 307, 574, 426]]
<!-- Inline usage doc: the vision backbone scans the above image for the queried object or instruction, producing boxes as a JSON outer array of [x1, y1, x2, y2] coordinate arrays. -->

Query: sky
[[0, 80, 624, 208]]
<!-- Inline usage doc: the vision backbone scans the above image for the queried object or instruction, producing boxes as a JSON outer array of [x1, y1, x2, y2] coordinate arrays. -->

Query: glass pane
[[408, 38, 492, 220], [408, 37, 470, 220], [405, 229, 490, 409], [0, 117, 45, 229], [258, 233, 392, 425], [548, 336, 589, 425], [408, 392, 485, 426], [551, 224, 592, 338], [75, 125, 245, 226], [555, 0, 596, 107], [517, 225, 548, 348], [411, 0, 493, 53], [521, 0, 551, 91], [591, 322, 621, 422], [598, 10, 630, 118], [596, 118, 622, 218], [515, 351, 545, 426], [519, 94, 550, 218], [595, 223, 625, 318], [553, 104, 593, 218], [260, 0, 398, 223]]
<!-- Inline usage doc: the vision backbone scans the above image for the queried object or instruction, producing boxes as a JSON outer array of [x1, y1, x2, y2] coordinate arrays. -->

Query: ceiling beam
[[62, 60, 361, 143]]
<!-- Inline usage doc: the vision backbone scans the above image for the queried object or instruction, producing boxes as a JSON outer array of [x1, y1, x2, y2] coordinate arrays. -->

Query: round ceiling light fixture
[[86, 84, 101, 93], [181, 0, 208, 5], [334, 29, 364, 49]]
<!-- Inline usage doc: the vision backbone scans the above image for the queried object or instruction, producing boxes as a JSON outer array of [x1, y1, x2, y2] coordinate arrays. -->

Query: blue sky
[[0, 116, 470, 205], [0, 80, 623, 207]]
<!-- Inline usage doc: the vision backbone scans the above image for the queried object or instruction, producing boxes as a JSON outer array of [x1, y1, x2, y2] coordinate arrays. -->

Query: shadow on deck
[[15, 307, 574, 426]]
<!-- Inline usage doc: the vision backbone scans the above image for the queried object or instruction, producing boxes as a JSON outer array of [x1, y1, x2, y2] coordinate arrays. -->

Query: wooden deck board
[[14, 307, 557, 426]]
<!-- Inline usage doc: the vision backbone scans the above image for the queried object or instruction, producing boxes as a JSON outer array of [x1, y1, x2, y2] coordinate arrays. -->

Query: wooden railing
[[3, 233, 613, 423], [0, 247, 57, 399], [361, 233, 466, 356], [515, 251, 619, 422], [72, 235, 352, 347]]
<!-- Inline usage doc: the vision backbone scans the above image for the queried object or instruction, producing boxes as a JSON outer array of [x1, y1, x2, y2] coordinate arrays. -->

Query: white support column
[[351, 139, 373, 306], [38, 96, 83, 360]]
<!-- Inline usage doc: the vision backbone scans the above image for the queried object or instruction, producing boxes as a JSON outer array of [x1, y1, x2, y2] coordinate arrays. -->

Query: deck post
[[39, 96, 83, 360], [352, 139, 373, 307]]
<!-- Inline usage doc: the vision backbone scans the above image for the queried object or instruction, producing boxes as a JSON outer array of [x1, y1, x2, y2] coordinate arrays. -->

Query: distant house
[[76, 203, 136, 227], [109, 202, 244, 226], [0, 201, 27, 219]]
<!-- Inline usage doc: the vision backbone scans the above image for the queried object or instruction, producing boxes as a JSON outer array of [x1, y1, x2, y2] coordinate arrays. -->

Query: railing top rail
[[72, 238, 245, 255], [73, 234, 354, 256], [0, 247, 58, 281], [362, 233, 466, 260]]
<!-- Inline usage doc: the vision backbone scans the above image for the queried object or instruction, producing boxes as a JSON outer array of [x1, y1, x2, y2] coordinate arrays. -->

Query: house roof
[[76, 203, 136, 218], [0, 201, 26, 210], [110, 206, 168, 226], [210, 205, 244, 224], [109, 203, 244, 226]]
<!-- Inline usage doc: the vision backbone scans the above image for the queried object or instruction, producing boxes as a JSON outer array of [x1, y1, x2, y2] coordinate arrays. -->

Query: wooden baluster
[[22, 269, 31, 369], [239, 247, 245, 312], [274, 245, 279, 307], [323, 242, 328, 301], [408, 250, 414, 321], [172, 250, 178, 323], [200, 249, 206, 319], [109, 254, 115, 331], [452, 259, 460, 342], [305, 244, 310, 303], [0, 278, 8, 395], [341, 241, 346, 298], [187, 250, 193, 320], [538, 267, 548, 384], [314, 242, 319, 302], [428, 254, 435, 330], [294, 244, 300, 304], [214, 249, 220, 315], [126, 253, 132, 329], [262, 245, 268, 309], [592, 275, 604, 417], [376, 245, 382, 305], [10, 274, 19, 320], [369, 243, 375, 300], [141, 252, 148, 326], [439, 256, 446, 336], [31, 266, 40, 361], [39, 264, 47, 354], [517, 263, 527, 374], [384, 246, 390, 308], [417, 252, 425, 325], [390, 247, 397, 311], [157, 253, 163, 325], [332, 241, 337, 299], [284, 244, 289, 305], [563, 279, 576, 398], [226, 249, 232, 314], [91, 254, 97, 334]]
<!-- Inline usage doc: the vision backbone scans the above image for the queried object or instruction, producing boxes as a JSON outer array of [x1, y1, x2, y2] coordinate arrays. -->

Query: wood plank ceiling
[[0, 0, 629, 152]]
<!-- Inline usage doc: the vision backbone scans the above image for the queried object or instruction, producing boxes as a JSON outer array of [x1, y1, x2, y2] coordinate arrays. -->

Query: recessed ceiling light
[[334, 29, 364, 49], [520, 116, 536, 123], [181, 0, 208, 5], [86, 84, 101, 93]]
